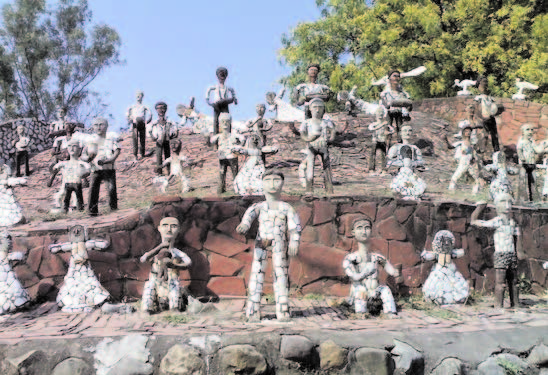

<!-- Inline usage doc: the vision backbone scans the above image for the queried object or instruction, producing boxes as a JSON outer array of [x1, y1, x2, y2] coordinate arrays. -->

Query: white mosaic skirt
[[0, 188, 23, 227], [0, 260, 29, 314], [234, 159, 265, 196], [423, 263, 469, 305], [57, 258, 110, 312]]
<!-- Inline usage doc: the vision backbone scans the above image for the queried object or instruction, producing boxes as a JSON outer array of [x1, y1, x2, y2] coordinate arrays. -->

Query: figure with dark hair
[[474, 76, 501, 152], [150, 102, 178, 175], [236, 170, 301, 321], [294, 64, 331, 119], [379, 70, 412, 142], [206, 67, 238, 136], [390, 145, 427, 200], [11, 125, 30, 177], [126, 90, 152, 160]]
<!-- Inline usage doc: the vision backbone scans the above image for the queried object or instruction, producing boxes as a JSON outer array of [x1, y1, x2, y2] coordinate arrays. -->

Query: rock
[[52, 358, 93, 375], [94, 334, 153, 375], [528, 343, 548, 367], [319, 340, 348, 371], [313, 200, 336, 225], [215, 344, 267, 375], [377, 216, 407, 241], [207, 276, 246, 296], [391, 339, 424, 375], [388, 242, 420, 268], [5, 350, 47, 375], [203, 232, 250, 257], [209, 253, 244, 277], [280, 335, 315, 362], [477, 354, 538, 375], [159, 345, 206, 375], [352, 347, 395, 375], [186, 295, 218, 314], [430, 358, 463, 375]]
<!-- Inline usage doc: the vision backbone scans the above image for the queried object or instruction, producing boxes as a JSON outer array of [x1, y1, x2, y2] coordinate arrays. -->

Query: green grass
[[303, 293, 324, 301], [496, 357, 522, 375], [399, 294, 462, 320], [161, 313, 193, 325]]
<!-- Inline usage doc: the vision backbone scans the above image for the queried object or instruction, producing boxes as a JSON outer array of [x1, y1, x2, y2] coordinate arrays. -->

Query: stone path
[[0, 294, 546, 344]]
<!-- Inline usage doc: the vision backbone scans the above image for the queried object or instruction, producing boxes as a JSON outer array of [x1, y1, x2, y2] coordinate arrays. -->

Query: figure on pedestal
[[471, 195, 523, 309], [445, 126, 482, 194], [516, 123, 548, 202], [10, 125, 30, 177], [474, 77, 502, 152], [140, 217, 192, 314], [484, 151, 518, 201], [49, 225, 111, 312], [386, 125, 425, 172], [236, 171, 302, 322], [342, 217, 400, 317], [126, 90, 152, 160], [0, 164, 26, 227], [366, 106, 392, 174], [390, 145, 427, 200], [294, 64, 331, 120], [299, 98, 335, 194], [206, 67, 238, 136], [150, 102, 178, 176], [0, 230, 30, 315], [421, 230, 469, 305]]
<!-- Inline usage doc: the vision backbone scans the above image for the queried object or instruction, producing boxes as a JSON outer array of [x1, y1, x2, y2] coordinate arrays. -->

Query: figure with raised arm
[[245, 104, 273, 147], [421, 230, 469, 305], [150, 102, 178, 176], [236, 171, 301, 321], [0, 164, 26, 227], [337, 85, 381, 117], [294, 64, 331, 120], [0, 230, 30, 315], [445, 125, 482, 194], [342, 217, 400, 317], [377, 70, 413, 141], [126, 90, 153, 160], [206, 67, 238, 136], [516, 123, 548, 202], [49, 225, 111, 312]]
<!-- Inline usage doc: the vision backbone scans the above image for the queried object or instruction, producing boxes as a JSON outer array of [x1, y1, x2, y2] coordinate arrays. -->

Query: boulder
[[430, 357, 463, 375], [528, 343, 548, 367], [352, 347, 395, 375], [159, 345, 206, 375], [280, 335, 315, 363], [51, 358, 93, 375], [391, 339, 424, 375], [319, 340, 348, 371], [215, 345, 267, 375]]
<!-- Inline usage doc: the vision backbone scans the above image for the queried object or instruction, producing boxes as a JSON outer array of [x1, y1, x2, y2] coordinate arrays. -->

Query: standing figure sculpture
[[445, 126, 482, 194], [245, 104, 273, 147], [386, 125, 425, 171], [471, 194, 522, 309], [126, 90, 153, 160], [11, 125, 30, 177], [366, 106, 392, 174], [48, 107, 68, 139], [294, 64, 331, 119], [150, 102, 178, 176], [516, 123, 548, 202], [49, 225, 111, 312], [0, 230, 30, 315], [474, 77, 501, 152], [455, 104, 487, 155], [155, 140, 193, 194], [0, 164, 26, 227], [236, 171, 302, 322], [299, 98, 335, 194], [421, 230, 469, 305], [206, 67, 238, 136], [342, 217, 400, 317], [485, 151, 518, 201], [48, 122, 79, 188], [390, 145, 427, 200], [140, 217, 192, 314]]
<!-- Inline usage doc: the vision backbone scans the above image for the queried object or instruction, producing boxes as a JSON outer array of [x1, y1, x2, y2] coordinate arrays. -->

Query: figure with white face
[[0, 230, 30, 315], [140, 217, 192, 313], [366, 105, 392, 174], [294, 64, 331, 120], [471, 194, 523, 308], [0, 164, 26, 227], [342, 217, 400, 317], [11, 125, 31, 177], [236, 171, 302, 322], [379, 70, 413, 142], [516, 123, 548, 202], [484, 151, 518, 201], [445, 126, 482, 194], [390, 145, 427, 200], [126, 90, 152, 160], [386, 125, 424, 171]]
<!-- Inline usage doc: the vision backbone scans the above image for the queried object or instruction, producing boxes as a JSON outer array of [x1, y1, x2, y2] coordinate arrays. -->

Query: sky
[[83, 0, 322, 130]]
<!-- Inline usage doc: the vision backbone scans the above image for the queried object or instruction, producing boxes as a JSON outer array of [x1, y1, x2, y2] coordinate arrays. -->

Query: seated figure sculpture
[[236, 170, 302, 322], [0, 230, 30, 315], [516, 123, 548, 202], [342, 217, 400, 317], [386, 125, 425, 171], [485, 151, 518, 201], [49, 225, 111, 312], [299, 98, 335, 193], [421, 230, 469, 305], [0, 164, 26, 227], [445, 126, 482, 194], [140, 217, 192, 314], [390, 145, 427, 200]]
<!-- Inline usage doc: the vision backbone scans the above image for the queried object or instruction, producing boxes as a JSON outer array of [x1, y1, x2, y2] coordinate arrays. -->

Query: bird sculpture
[[512, 78, 539, 100], [454, 79, 477, 96]]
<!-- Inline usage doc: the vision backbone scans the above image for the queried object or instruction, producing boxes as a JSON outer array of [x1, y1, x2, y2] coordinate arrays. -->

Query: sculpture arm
[[168, 248, 192, 270], [262, 119, 274, 132], [451, 248, 466, 259], [86, 239, 110, 251], [49, 242, 74, 253], [145, 107, 153, 124], [287, 205, 302, 257], [205, 86, 214, 106], [380, 255, 399, 277], [420, 250, 437, 261], [162, 157, 172, 168], [102, 148, 120, 164], [342, 255, 366, 281], [236, 203, 261, 234], [229, 87, 238, 105], [209, 134, 220, 145], [140, 242, 170, 263]]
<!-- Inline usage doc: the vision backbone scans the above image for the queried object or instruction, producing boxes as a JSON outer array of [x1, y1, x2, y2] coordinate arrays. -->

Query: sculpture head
[[307, 64, 320, 81], [69, 225, 86, 243], [256, 104, 266, 117], [219, 113, 232, 133], [136, 90, 144, 103], [309, 98, 325, 119], [401, 125, 413, 142], [351, 217, 373, 243], [262, 170, 284, 195], [170, 139, 182, 154], [494, 192, 513, 216], [92, 117, 109, 137], [388, 70, 401, 89], [65, 121, 76, 135], [155, 102, 168, 117], [432, 230, 455, 254], [521, 123, 535, 141], [158, 216, 181, 244], [67, 139, 82, 158], [216, 67, 228, 83], [16, 125, 25, 137], [266, 92, 276, 106], [461, 126, 472, 140], [57, 106, 66, 121]]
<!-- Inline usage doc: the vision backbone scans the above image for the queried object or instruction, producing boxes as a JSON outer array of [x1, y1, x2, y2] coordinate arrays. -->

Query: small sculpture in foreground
[[390, 145, 427, 200], [11, 125, 31, 177], [512, 78, 539, 101], [471, 194, 522, 309], [140, 217, 192, 314], [150, 102, 178, 176], [445, 126, 482, 194], [206, 67, 238, 135], [454, 79, 477, 96], [237, 171, 302, 322], [294, 64, 331, 119], [342, 217, 400, 317], [421, 230, 469, 305], [484, 151, 518, 201], [49, 225, 111, 312], [299, 98, 335, 194], [0, 164, 26, 227], [126, 90, 152, 160], [0, 230, 30, 315], [516, 123, 548, 202]]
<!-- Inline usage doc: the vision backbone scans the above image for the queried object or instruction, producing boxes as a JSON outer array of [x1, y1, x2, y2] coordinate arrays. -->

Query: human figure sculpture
[[471, 194, 523, 309], [206, 67, 238, 136], [0, 164, 26, 227], [11, 125, 30, 177], [421, 230, 469, 305], [49, 225, 111, 312], [233, 134, 278, 196], [474, 77, 501, 152], [82, 118, 120, 216], [445, 126, 482, 194], [150, 102, 178, 175], [266, 88, 306, 123], [342, 217, 400, 317], [454, 79, 477, 96], [336, 86, 381, 116], [484, 151, 518, 201], [48, 107, 68, 139], [367, 106, 392, 174], [245, 104, 273, 147], [390, 145, 427, 200], [210, 113, 245, 194], [236, 171, 301, 321], [386, 125, 425, 171], [50, 140, 91, 212], [516, 123, 548, 202], [154, 140, 203, 194], [512, 78, 539, 101], [126, 90, 152, 160], [455, 104, 487, 154], [0, 230, 30, 315], [299, 98, 335, 194], [48, 122, 79, 188], [140, 217, 192, 314], [294, 64, 331, 119]]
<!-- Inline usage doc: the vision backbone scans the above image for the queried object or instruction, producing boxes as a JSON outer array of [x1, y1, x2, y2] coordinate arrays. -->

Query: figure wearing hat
[[294, 64, 331, 120], [126, 90, 153, 160], [205, 67, 238, 136], [150, 102, 178, 175]]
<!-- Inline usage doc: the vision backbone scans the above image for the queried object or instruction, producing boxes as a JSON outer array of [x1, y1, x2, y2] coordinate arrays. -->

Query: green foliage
[[0, 0, 121, 122], [279, 0, 548, 104], [517, 273, 533, 294], [161, 313, 192, 325], [496, 357, 522, 375]]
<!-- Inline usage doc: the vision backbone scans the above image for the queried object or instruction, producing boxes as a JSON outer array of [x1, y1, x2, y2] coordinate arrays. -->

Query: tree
[[0, 0, 121, 123], [279, 0, 548, 104]]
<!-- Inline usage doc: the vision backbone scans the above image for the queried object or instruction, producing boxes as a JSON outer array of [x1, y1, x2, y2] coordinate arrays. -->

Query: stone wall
[[413, 97, 548, 145], [10, 196, 548, 302], [0, 118, 52, 165]]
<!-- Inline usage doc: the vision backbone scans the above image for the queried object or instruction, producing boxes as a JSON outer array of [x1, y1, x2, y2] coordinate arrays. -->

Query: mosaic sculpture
[[516, 123, 548, 202], [0, 164, 26, 227], [0, 230, 30, 315], [485, 151, 518, 201], [512, 78, 539, 101], [445, 126, 482, 194], [366, 106, 392, 174], [126, 90, 152, 160], [294, 64, 331, 119], [11, 125, 30, 177], [386, 125, 425, 171], [474, 76, 501, 152], [454, 79, 477, 96], [337, 86, 381, 116], [390, 145, 427, 200]]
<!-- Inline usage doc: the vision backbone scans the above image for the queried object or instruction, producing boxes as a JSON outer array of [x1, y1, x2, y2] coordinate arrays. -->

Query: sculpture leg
[[105, 170, 118, 211], [63, 185, 72, 212], [155, 144, 163, 175], [23, 151, 29, 176], [367, 142, 377, 172], [229, 158, 239, 181], [168, 277, 181, 311], [218, 159, 228, 194], [164, 142, 171, 175], [305, 151, 315, 193], [485, 117, 500, 152], [353, 286, 367, 313], [320, 151, 334, 193], [272, 245, 290, 321], [245, 246, 268, 320], [449, 163, 466, 190], [507, 267, 519, 308], [132, 125, 139, 158], [181, 174, 190, 193], [88, 172, 102, 216], [470, 164, 481, 194], [142, 278, 158, 313], [379, 142, 387, 172], [138, 125, 146, 158], [75, 183, 84, 211], [378, 285, 397, 314], [15, 151, 22, 177], [494, 268, 506, 308]]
